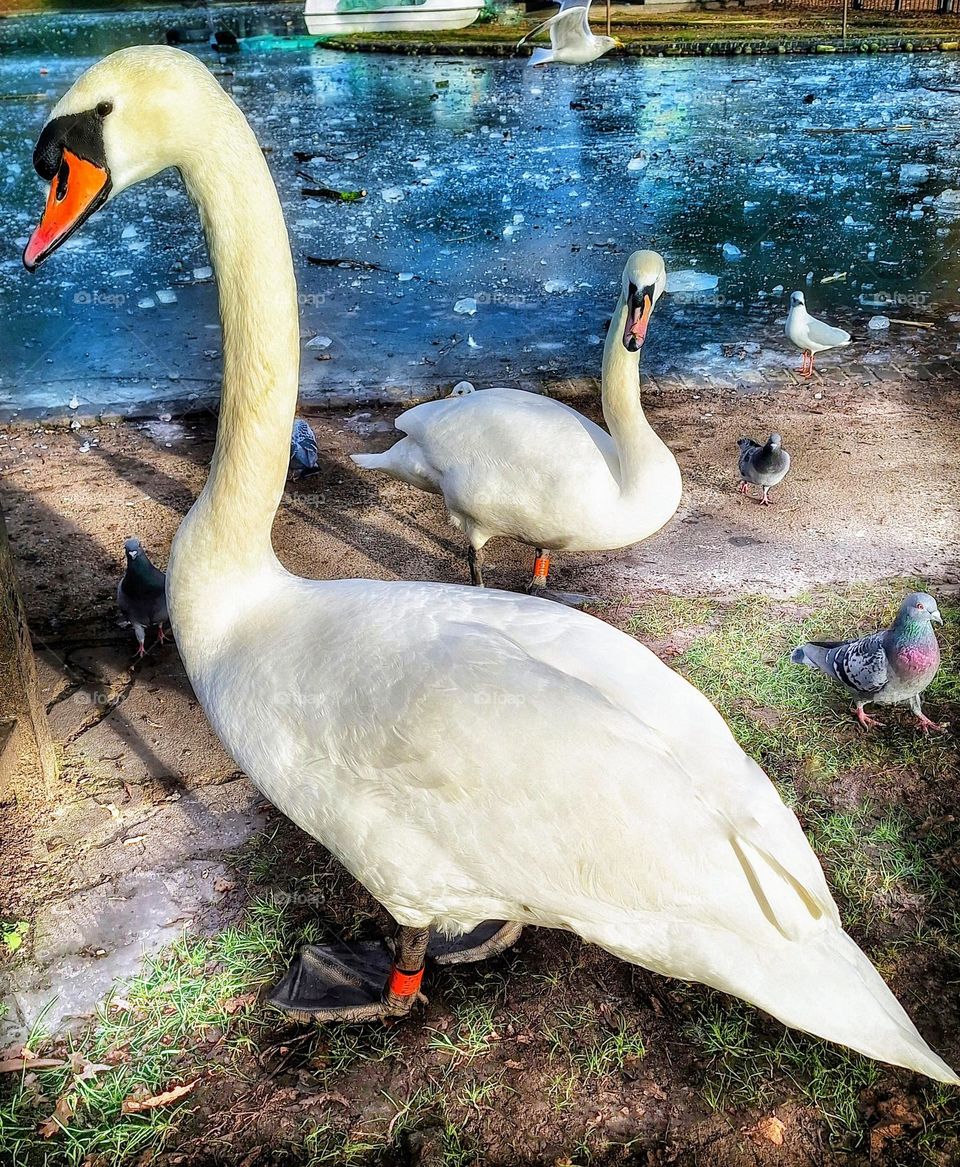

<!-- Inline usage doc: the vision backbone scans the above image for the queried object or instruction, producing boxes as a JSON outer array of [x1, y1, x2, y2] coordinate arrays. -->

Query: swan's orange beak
[[623, 285, 654, 352], [23, 150, 111, 271]]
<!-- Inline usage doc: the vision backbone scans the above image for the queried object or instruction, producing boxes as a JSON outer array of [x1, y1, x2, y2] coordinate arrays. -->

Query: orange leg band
[[532, 554, 550, 583], [387, 966, 424, 998]]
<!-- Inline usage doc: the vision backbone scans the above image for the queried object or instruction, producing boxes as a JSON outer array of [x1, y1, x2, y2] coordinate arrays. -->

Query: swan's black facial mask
[[23, 106, 112, 271], [622, 282, 655, 353]]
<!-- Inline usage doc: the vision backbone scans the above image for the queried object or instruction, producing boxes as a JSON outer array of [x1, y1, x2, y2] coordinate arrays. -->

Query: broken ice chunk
[[666, 270, 719, 294], [68, 393, 79, 410], [454, 297, 477, 315], [306, 335, 333, 349], [867, 315, 891, 330], [193, 266, 213, 280], [138, 297, 156, 309], [720, 243, 742, 261], [121, 225, 138, 240], [398, 272, 414, 282], [156, 289, 177, 305], [381, 187, 404, 203]]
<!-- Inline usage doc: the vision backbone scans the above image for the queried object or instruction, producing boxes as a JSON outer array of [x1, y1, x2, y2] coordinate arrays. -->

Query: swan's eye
[[96, 101, 113, 118]]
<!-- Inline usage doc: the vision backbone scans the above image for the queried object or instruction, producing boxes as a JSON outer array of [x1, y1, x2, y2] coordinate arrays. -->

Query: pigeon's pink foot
[[737, 481, 749, 495], [853, 705, 880, 730], [136, 642, 146, 658], [157, 624, 166, 645], [915, 713, 947, 735]]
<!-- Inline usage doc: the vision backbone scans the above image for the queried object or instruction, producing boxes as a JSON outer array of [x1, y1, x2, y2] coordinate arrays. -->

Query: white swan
[[352, 251, 681, 601], [23, 46, 958, 1082]]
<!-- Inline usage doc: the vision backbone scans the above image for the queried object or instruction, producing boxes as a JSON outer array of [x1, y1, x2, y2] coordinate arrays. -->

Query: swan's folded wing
[[295, 589, 840, 941]]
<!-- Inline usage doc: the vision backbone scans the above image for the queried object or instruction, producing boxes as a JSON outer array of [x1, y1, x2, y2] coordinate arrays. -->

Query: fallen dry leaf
[[67, 1052, 113, 1082], [0, 1055, 66, 1073], [756, 1115, 786, 1146], [38, 1092, 76, 1138], [222, 992, 257, 1015], [870, 1122, 905, 1157], [120, 1079, 198, 1114]]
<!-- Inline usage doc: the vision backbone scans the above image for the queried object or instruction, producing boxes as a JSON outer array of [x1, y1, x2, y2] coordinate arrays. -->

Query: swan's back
[[396, 388, 619, 480]]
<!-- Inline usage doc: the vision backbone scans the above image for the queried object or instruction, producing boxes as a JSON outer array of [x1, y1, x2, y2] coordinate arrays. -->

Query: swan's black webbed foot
[[268, 928, 428, 1023], [428, 920, 523, 966]]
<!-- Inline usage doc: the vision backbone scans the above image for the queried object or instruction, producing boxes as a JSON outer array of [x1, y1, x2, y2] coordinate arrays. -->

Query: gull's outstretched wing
[[518, 0, 592, 46]]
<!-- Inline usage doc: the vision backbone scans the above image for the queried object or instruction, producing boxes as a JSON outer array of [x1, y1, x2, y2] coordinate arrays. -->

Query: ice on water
[[2, 6, 960, 412]]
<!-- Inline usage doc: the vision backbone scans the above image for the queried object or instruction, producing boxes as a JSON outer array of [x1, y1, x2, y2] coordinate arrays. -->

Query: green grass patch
[[0, 899, 297, 1167], [684, 995, 882, 1137]]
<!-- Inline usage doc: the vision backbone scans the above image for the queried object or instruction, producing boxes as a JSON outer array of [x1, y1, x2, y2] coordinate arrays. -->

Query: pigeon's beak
[[932, 607, 944, 626], [623, 283, 654, 352], [613, 37, 625, 48]]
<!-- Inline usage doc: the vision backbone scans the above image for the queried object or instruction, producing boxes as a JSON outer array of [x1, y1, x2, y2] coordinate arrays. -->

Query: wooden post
[[842, 0, 848, 46], [606, 0, 612, 37], [0, 500, 58, 803]]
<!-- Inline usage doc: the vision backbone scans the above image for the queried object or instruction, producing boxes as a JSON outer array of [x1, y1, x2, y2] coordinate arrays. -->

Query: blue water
[[3, 6, 960, 414]]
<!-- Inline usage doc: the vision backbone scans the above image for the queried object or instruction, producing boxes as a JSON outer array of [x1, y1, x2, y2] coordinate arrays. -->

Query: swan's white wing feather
[[394, 388, 618, 479], [219, 579, 836, 944]]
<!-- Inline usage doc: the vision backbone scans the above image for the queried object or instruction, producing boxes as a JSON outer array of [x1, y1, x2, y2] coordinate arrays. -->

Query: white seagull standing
[[518, 0, 622, 66], [785, 291, 851, 378]]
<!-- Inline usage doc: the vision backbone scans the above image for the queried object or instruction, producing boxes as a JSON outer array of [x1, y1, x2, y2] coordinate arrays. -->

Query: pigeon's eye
[[96, 101, 113, 118]]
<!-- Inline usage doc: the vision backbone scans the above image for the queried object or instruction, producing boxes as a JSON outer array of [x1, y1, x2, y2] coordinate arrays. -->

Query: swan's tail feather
[[350, 452, 389, 471], [579, 924, 958, 1084]]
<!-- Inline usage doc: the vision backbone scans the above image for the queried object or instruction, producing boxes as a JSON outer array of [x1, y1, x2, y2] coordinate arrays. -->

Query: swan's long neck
[[601, 297, 675, 494], [171, 92, 300, 583]]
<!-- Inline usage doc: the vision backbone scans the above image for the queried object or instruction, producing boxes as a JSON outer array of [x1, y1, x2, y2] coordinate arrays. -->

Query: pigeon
[[785, 291, 851, 377], [449, 381, 476, 398], [518, 0, 622, 66], [791, 592, 945, 732], [117, 538, 168, 657], [737, 433, 791, 506], [289, 416, 319, 478]]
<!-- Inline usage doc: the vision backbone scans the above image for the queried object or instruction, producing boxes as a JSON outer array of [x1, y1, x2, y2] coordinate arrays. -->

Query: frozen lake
[[3, 6, 960, 414]]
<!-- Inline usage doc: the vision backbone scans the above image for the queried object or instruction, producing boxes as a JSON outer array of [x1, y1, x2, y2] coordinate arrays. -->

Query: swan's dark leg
[[525, 549, 596, 609], [267, 925, 429, 1023], [429, 921, 523, 966], [468, 545, 485, 587]]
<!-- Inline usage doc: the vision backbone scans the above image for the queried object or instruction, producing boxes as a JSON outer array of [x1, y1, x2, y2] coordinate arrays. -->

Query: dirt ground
[[2, 376, 959, 630], [2, 376, 960, 1166]]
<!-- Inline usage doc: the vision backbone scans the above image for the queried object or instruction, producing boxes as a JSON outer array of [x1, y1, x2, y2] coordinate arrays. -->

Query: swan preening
[[353, 251, 681, 601], [23, 47, 958, 1083]]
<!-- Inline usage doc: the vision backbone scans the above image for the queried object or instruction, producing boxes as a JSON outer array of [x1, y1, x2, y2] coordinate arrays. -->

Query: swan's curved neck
[[172, 93, 300, 579], [601, 297, 671, 492]]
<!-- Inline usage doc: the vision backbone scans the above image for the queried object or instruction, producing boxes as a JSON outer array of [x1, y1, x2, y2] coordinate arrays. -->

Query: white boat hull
[[304, 0, 482, 34]]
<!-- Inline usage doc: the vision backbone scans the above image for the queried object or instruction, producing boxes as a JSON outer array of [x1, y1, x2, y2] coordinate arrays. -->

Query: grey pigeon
[[290, 417, 319, 478], [791, 592, 944, 732], [117, 538, 168, 657], [737, 433, 790, 505]]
